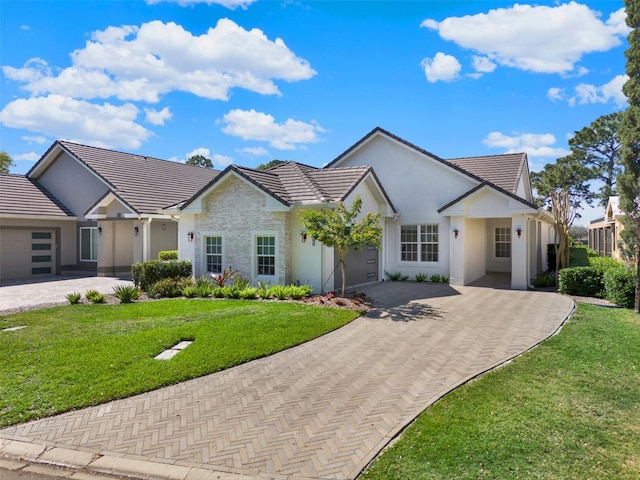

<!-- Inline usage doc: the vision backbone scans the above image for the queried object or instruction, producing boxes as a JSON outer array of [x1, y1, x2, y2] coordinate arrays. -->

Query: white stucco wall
[[35, 152, 109, 221], [192, 176, 290, 285], [463, 218, 486, 284]]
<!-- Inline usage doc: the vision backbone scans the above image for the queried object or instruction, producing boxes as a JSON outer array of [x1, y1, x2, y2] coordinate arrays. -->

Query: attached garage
[[0, 174, 76, 283], [334, 246, 380, 291]]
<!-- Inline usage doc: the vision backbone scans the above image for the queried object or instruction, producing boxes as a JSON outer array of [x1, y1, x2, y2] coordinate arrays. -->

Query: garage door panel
[[1, 229, 55, 280]]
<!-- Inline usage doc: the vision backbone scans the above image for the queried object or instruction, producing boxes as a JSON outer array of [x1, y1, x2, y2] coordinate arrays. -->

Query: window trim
[[203, 234, 224, 275], [494, 227, 512, 259], [399, 223, 439, 264], [79, 227, 98, 262], [253, 232, 278, 279]]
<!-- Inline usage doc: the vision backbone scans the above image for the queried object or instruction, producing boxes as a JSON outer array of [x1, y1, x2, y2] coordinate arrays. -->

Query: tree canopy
[[618, 0, 640, 311], [298, 196, 382, 297], [186, 154, 213, 169], [0, 151, 14, 174], [256, 159, 286, 171]]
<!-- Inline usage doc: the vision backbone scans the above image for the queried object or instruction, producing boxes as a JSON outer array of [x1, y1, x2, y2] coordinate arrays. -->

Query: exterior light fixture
[[516, 228, 522, 238], [301, 232, 307, 243], [98, 227, 102, 236], [162, 223, 167, 231], [187, 232, 194, 242], [134, 226, 139, 236], [453, 228, 459, 239]]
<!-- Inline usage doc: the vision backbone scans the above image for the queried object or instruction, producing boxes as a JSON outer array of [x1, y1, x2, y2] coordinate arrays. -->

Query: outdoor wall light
[[134, 226, 139, 236], [453, 228, 459, 239], [187, 232, 194, 242], [98, 227, 102, 236], [301, 232, 307, 243], [516, 228, 522, 238], [162, 223, 167, 231]]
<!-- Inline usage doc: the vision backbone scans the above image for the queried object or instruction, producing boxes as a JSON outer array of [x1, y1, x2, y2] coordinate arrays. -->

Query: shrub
[[547, 244, 557, 271], [66, 292, 81, 304], [85, 290, 106, 304], [415, 273, 427, 282], [384, 271, 403, 281], [148, 277, 192, 298], [603, 267, 635, 308], [158, 250, 178, 261], [210, 267, 238, 287], [442, 276, 449, 283], [212, 286, 226, 298], [569, 246, 590, 267], [430, 274, 441, 283], [270, 285, 289, 300], [287, 285, 312, 300], [588, 255, 621, 273], [221, 285, 241, 299], [257, 280, 272, 299], [182, 285, 199, 298], [131, 260, 192, 292], [532, 271, 555, 288], [233, 276, 252, 289], [238, 287, 259, 300], [112, 284, 141, 303], [558, 267, 604, 298]]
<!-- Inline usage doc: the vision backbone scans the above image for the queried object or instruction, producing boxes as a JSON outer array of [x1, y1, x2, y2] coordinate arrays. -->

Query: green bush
[[430, 274, 441, 283], [588, 255, 621, 273], [182, 285, 199, 298], [384, 271, 403, 281], [131, 260, 192, 292], [148, 277, 192, 298], [415, 273, 427, 282], [270, 285, 289, 300], [85, 290, 106, 304], [66, 292, 81, 304], [112, 284, 141, 303], [238, 287, 259, 300], [569, 246, 590, 267], [442, 276, 449, 283], [158, 250, 178, 261], [558, 267, 604, 298], [532, 271, 555, 288], [604, 268, 636, 308]]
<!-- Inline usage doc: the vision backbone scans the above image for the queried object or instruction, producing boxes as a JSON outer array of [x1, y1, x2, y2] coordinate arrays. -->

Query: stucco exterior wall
[[193, 176, 290, 285], [34, 152, 108, 221]]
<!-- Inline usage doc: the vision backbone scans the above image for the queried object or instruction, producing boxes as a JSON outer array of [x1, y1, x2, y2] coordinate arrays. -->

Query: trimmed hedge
[[158, 250, 178, 261], [558, 266, 604, 298], [131, 259, 192, 291], [603, 268, 636, 308]]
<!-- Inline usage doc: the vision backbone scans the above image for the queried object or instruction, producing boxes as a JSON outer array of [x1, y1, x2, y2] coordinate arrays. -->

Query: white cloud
[[549, 74, 628, 107], [4, 19, 315, 103], [0, 95, 151, 149], [421, 4, 628, 75], [21, 135, 47, 144], [420, 52, 461, 83], [144, 106, 172, 125], [13, 152, 40, 162], [147, 0, 256, 9], [186, 147, 211, 159], [482, 131, 570, 158], [472, 55, 496, 74], [183, 147, 233, 167], [219, 109, 324, 150], [20, 25, 30, 31], [237, 146, 270, 157], [212, 153, 233, 167]]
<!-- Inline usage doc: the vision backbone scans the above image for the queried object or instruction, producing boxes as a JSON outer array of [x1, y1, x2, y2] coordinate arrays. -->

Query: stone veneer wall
[[193, 176, 291, 284]]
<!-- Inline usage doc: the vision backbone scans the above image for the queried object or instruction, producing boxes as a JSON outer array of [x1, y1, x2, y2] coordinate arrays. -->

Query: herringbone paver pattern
[[0, 284, 574, 480]]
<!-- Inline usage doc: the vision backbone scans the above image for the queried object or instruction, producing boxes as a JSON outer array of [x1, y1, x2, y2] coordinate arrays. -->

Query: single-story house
[[170, 127, 555, 291], [1, 127, 555, 290], [0, 141, 218, 282], [588, 196, 624, 260]]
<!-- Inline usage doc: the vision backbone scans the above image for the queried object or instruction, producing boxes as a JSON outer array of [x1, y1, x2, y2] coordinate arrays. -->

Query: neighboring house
[[0, 141, 219, 282], [167, 162, 395, 292], [173, 127, 555, 291], [588, 196, 624, 260]]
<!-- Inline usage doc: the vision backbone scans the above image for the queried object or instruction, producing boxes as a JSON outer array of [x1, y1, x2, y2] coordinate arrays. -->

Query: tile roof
[[183, 162, 391, 210], [448, 153, 526, 195], [0, 173, 74, 217], [34, 141, 221, 215]]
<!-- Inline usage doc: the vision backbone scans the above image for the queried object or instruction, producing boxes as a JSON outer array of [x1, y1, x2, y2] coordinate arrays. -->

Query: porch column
[[178, 214, 196, 276], [511, 215, 528, 290], [449, 215, 464, 286]]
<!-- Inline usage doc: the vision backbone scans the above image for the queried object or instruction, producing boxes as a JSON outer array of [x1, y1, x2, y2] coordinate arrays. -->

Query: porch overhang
[[438, 182, 538, 218]]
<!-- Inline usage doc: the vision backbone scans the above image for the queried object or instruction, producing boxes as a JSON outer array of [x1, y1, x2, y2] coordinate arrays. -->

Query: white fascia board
[[0, 214, 78, 221], [85, 191, 138, 218]]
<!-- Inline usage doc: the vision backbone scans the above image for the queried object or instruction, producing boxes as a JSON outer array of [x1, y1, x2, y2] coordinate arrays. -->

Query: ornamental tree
[[298, 196, 382, 297]]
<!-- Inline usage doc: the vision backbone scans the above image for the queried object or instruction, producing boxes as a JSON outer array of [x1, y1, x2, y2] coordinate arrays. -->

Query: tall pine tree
[[618, 0, 640, 311]]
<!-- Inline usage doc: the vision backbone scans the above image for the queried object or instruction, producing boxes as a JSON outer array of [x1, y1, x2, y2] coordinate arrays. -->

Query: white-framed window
[[204, 236, 223, 274], [80, 227, 98, 262], [256, 235, 276, 276], [400, 224, 439, 262], [495, 227, 511, 258]]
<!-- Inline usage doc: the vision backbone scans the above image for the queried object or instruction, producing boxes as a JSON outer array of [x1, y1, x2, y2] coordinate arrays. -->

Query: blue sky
[[0, 0, 628, 223]]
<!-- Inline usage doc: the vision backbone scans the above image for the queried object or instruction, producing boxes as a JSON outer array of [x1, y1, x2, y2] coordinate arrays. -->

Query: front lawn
[[361, 304, 640, 480], [0, 299, 359, 428]]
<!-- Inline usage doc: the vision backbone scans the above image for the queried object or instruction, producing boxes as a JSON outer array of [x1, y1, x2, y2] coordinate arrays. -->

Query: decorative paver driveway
[[0, 283, 574, 480]]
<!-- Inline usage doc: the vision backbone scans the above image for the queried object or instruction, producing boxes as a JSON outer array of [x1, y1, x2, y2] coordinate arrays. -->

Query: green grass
[[361, 304, 640, 480], [0, 299, 359, 428]]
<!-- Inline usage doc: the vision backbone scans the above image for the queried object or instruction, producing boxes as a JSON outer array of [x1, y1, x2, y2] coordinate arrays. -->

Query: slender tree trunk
[[339, 258, 347, 298], [636, 248, 640, 313]]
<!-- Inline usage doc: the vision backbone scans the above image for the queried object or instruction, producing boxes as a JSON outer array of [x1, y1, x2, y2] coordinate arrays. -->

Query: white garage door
[[0, 229, 56, 281]]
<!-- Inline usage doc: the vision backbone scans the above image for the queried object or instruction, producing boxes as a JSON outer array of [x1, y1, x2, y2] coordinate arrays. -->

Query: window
[[205, 236, 222, 274], [495, 227, 511, 258], [401, 224, 439, 262], [256, 236, 276, 276], [32, 232, 51, 240], [80, 227, 98, 262]]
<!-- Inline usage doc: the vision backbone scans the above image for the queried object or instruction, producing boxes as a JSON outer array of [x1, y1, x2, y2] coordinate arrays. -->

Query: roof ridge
[[447, 152, 526, 161], [280, 162, 329, 202]]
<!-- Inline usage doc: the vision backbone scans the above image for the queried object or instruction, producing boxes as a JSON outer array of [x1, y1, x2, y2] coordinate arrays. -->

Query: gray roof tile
[[448, 153, 526, 195], [0, 173, 74, 217], [54, 141, 220, 214]]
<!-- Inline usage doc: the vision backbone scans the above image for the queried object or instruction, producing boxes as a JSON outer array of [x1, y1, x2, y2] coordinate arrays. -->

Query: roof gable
[[438, 181, 538, 216], [29, 141, 220, 215], [448, 153, 527, 196], [0, 173, 75, 218]]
